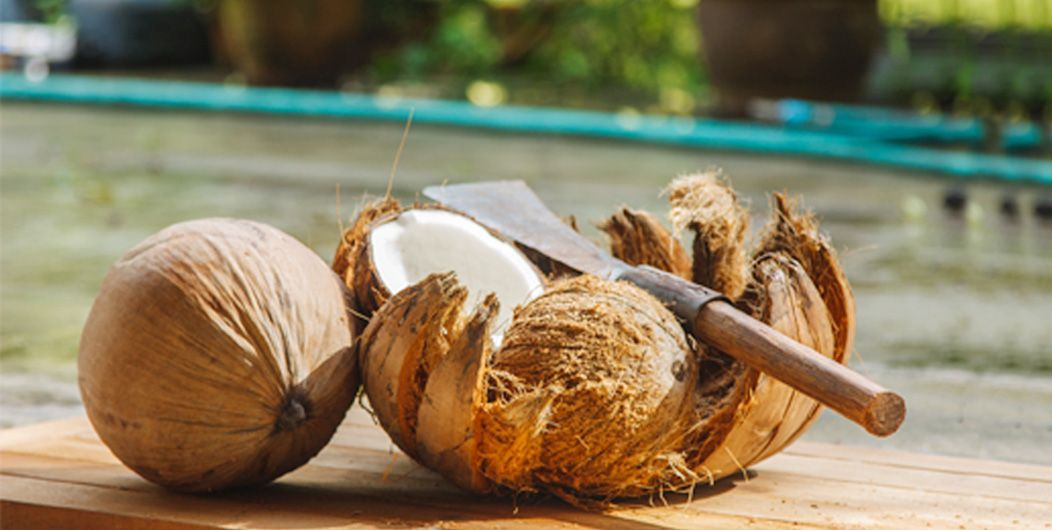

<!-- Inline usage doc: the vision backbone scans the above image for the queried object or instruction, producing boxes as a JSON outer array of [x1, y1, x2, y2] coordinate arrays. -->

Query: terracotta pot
[[698, 0, 881, 114], [217, 0, 366, 86]]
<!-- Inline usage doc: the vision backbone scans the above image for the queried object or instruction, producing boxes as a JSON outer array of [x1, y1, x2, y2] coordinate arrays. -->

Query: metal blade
[[423, 181, 620, 279]]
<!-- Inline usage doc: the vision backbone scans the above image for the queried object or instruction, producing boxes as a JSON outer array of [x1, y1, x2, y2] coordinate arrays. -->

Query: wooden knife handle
[[618, 265, 905, 437]]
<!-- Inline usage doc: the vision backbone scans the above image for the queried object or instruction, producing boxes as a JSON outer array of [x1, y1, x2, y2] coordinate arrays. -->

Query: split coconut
[[333, 195, 755, 505], [335, 173, 854, 505], [79, 219, 359, 492]]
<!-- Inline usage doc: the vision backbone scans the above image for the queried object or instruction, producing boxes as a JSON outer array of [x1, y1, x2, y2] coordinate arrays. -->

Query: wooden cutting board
[[1, 408, 1049, 529]]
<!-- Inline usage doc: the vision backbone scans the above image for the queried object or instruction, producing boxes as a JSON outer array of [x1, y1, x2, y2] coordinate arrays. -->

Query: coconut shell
[[598, 207, 692, 280], [754, 193, 856, 358], [415, 293, 499, 493], [695, 193, 856, 479], [79, 219, 358, 492], [666, 171, 750, 299], [332, 197, 403, 328], [356, 272, 466, 459]]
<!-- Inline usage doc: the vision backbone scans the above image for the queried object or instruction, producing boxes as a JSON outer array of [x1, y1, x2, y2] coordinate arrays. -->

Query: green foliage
[[32, 0, 66, 23], [366, 0, 703, 109]]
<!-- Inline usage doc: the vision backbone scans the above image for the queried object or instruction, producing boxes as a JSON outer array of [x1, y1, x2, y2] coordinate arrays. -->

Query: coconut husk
[[476, 276, 749, 505], [696, 193, 855, 479], [80, 219, 358, 492], [349, 176, 855, 507], [332, 197, 402, 330], [415, 292, 499, 493], [598, 207, 692, 280], [356, 272, 466, 459], [754, 193, 856, 358], [601, 178, 855, 484], [355, 271, 752, 507], [666, 171, 750, 299]]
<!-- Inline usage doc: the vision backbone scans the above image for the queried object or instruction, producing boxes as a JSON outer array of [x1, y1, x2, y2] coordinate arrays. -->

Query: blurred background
[[1, 0, 1050, 465]]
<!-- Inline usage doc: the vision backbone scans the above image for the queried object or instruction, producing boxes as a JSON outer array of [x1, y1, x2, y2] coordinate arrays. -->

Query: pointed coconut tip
[[415, 293, 500, 494], [665, 171, 750, 299], [358, 271, 467, 459]]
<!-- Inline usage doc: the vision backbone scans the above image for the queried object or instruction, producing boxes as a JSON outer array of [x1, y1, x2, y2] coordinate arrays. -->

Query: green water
[[2, 103, 1051, 464]]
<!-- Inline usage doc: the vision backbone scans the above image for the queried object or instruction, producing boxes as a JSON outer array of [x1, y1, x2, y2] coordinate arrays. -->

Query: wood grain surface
[[2, 408, 1049, 529]]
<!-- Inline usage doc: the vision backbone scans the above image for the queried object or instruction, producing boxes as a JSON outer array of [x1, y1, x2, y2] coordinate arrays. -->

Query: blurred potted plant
[[215, 0, 366, 86], [214, 0, 438, 86], [697, 0, 881, 114]]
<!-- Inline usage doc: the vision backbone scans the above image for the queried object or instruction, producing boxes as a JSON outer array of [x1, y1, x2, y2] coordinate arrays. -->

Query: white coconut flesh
[[369, 209, 544, 342]]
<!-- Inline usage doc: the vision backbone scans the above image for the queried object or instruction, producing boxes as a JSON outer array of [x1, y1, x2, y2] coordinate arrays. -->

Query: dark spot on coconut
[[275, 387, 310, 433], [672, 360, 687, 382]]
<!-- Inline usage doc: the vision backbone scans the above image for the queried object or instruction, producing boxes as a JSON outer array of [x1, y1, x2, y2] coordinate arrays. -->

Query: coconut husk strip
[[665, 171, 750, 299], [695, 191, 856, 478], [415, 294, 499, 494], [696, 254, 837, 480], [357, 272, 466, 459], [735, 194, 856, 463], [599, 207, 692, 280], [755, 193, 856, 359]]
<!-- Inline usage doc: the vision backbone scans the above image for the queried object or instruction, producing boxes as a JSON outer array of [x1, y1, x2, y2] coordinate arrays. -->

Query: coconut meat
[[369, 209, 543, 341]]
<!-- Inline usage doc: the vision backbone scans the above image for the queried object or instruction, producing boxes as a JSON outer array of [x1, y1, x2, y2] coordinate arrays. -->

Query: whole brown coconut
[[79, 219, 359, 492]]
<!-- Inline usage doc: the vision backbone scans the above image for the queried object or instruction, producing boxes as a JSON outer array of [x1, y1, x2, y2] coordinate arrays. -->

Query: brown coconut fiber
[[350, 172, 855, 509]]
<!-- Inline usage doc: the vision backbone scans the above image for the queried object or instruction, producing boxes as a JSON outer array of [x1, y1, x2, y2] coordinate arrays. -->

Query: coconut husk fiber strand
[[666, 171, 750, 300], [598, 207, 692, 280]]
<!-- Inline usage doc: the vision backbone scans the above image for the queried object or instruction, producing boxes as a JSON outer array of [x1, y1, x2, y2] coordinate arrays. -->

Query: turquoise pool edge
[[2, 73, 1050, 185]]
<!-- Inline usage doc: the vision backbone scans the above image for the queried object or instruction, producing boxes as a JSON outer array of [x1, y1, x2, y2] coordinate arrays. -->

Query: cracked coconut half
[[332, 193, 760, 507], [333, 174, 854, 507]]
